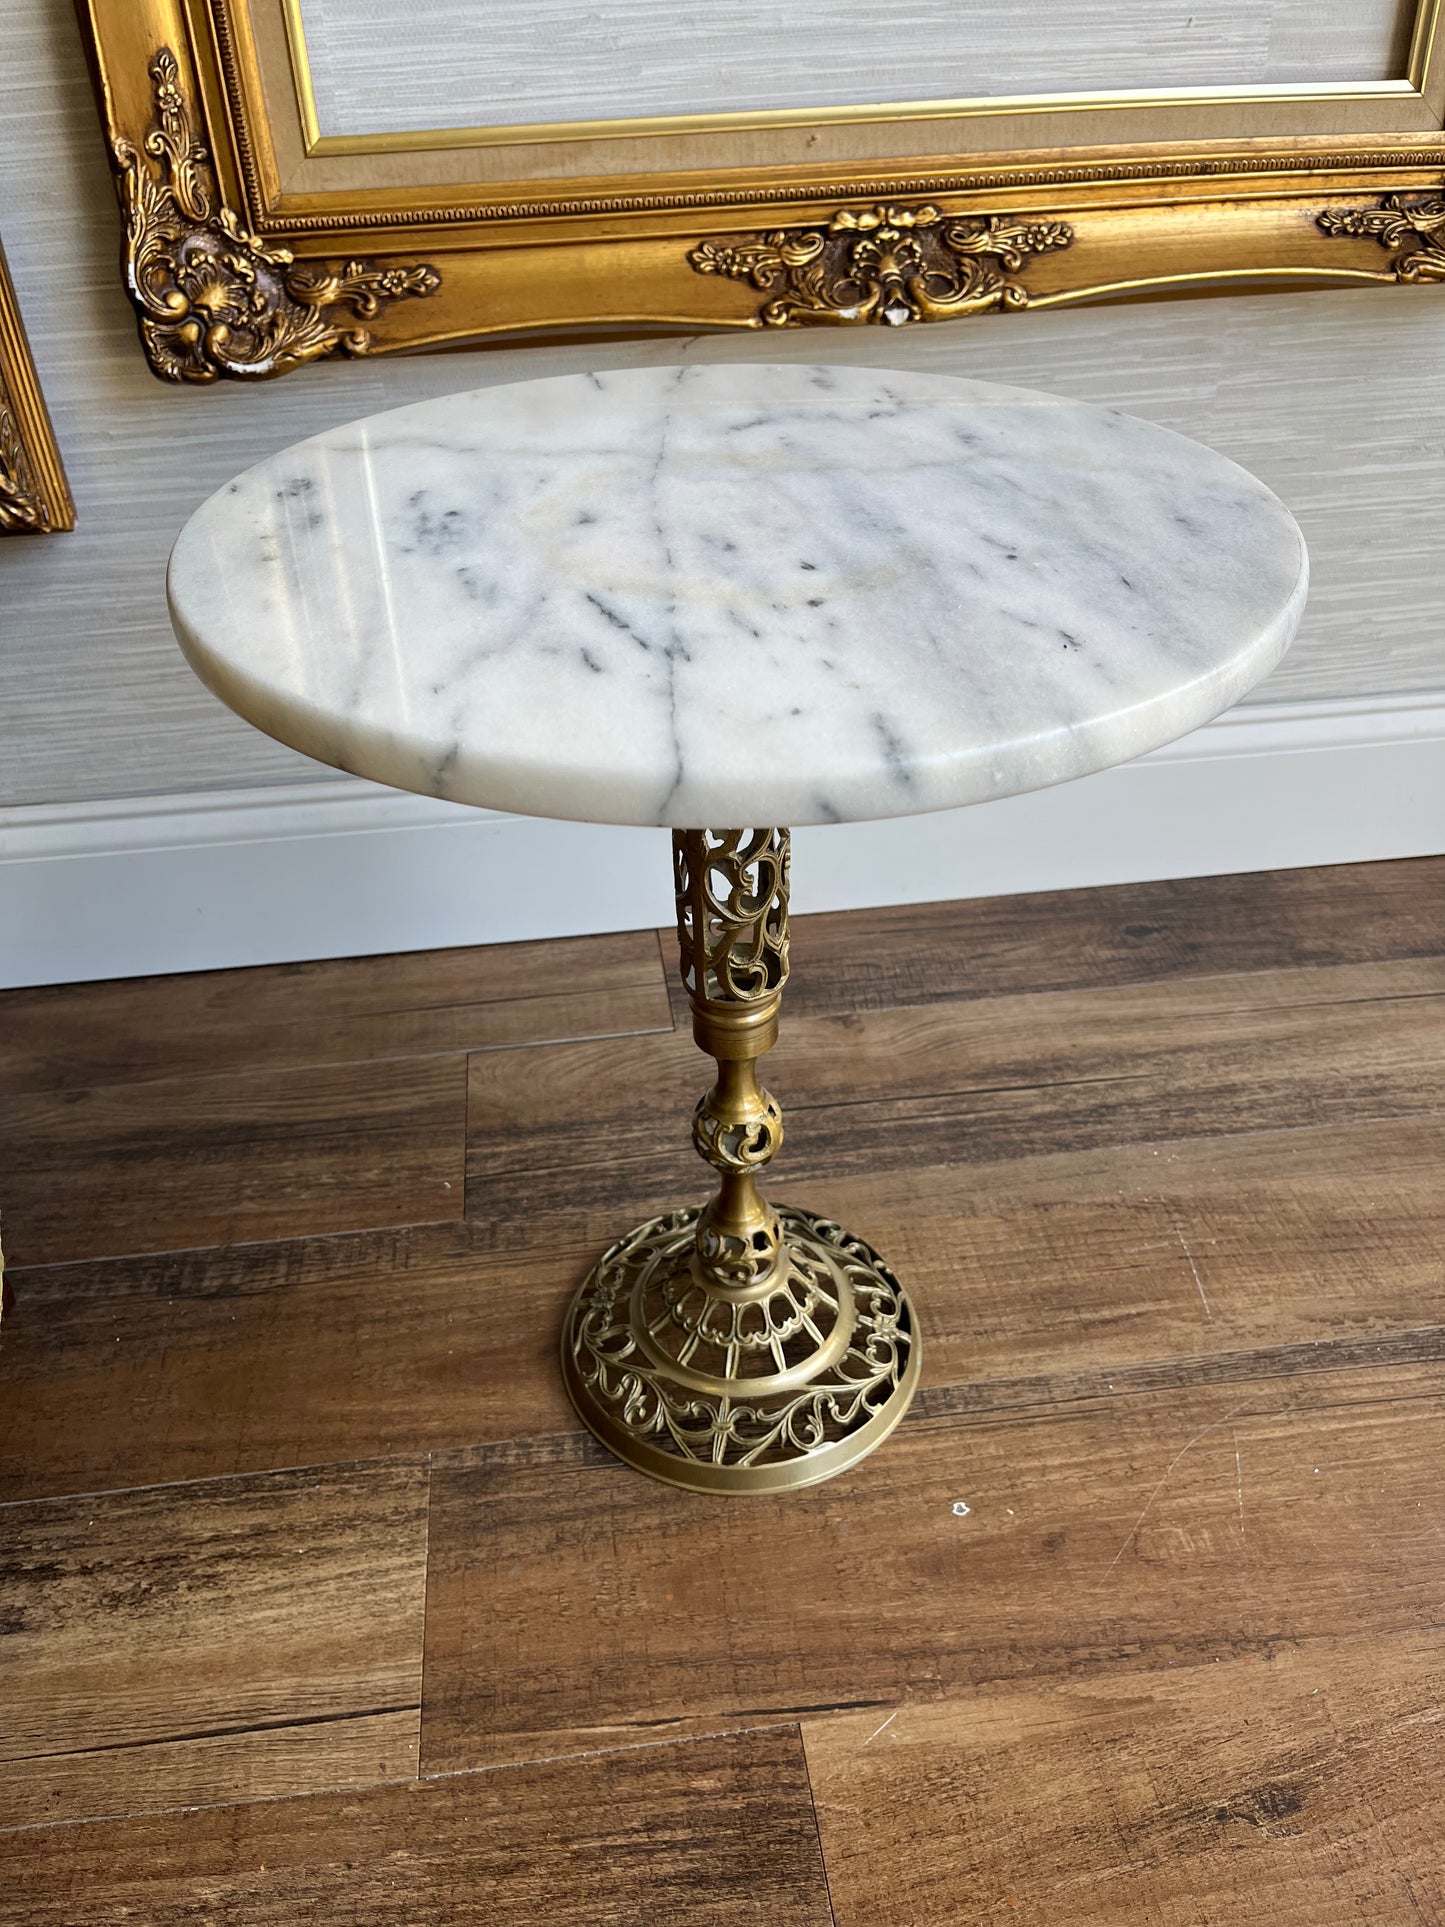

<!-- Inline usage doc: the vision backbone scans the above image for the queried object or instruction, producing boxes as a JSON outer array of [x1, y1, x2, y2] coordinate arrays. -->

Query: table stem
[[560, 824, 919, 1493], [673, 828, 790, 1294]]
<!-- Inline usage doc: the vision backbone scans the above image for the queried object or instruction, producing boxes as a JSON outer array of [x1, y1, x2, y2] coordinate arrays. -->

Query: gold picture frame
[[0, 237, 74, 532], [76, 0, 1445, 382]]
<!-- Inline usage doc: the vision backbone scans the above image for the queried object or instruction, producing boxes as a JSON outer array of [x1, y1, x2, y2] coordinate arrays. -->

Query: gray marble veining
[[166, 363, 1308, 827]]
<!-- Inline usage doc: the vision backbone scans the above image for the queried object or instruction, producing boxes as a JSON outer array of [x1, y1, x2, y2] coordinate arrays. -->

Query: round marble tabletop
[[168, 362, 1307, 828]]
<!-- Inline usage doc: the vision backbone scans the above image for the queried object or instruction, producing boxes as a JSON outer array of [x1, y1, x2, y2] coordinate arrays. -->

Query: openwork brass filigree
[[675, 829, 791, 1291], [674, 827, 789, 1003], [563, 1205, 917, 1491], [1317, 190, 1445, 282], [688, 203, 1074, 327], [561, 827, 921, 1494], [112, 49, 440, 381]]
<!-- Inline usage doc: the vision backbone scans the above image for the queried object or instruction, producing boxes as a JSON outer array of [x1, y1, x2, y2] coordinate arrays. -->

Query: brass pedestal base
[[559, 826, 920, 1494], [562, 1202, 920, 1494]]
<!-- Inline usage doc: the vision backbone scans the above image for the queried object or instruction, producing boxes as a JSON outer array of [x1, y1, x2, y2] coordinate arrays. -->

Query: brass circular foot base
[[561, 1203, 921, 1494]]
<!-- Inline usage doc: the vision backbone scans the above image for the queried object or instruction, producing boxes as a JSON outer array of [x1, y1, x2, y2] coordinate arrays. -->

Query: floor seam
[[799, 1722, 843, 1927]]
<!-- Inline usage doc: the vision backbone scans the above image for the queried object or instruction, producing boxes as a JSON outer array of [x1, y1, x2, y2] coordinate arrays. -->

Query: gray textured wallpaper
[[301, 0, 1406, 131]]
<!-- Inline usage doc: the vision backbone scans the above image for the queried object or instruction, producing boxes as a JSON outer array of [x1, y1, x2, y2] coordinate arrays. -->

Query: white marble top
[[167, 363, 1307, 828]]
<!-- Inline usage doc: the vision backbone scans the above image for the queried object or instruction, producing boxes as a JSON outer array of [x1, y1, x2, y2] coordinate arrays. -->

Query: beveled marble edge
[[166, 363, 1309, 828]]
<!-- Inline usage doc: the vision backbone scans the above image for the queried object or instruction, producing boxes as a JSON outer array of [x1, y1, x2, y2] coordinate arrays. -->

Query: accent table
[[167, 362, 1308, 1496]]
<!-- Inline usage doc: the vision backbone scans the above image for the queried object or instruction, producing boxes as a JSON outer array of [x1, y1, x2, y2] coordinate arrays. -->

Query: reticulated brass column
[[675, 828, 789, 1293], [560, 828, 921, 1495]]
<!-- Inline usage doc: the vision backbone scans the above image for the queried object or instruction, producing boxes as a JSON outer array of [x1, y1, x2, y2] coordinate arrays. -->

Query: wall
[[302, 0, 1407, 132], [1, 1, 1443, 984]]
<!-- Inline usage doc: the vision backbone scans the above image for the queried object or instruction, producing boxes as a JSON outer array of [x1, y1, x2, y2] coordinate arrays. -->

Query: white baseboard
[[2, 693, 1442, 988]]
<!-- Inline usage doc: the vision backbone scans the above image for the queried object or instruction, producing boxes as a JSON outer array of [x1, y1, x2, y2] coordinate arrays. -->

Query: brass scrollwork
[[673, 829, 791, 1288], [563, 1205, 916, 1480], [1317, 191, 1445, 281], [112, 49, 440, 381], [689, 202, 1073, 327], [673, 827, 790, 1004], [692, 1088, 783, 1174], [563, 824, 921, 1492]]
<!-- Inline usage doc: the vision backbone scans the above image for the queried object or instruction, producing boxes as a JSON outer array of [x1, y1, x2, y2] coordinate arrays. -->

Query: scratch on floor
[[1102, 1402, 1255, 1577], [1173, 1223, 1213, 1320], [1232, 1427, 1247, 1543], [862, 1711, 898, 1746]]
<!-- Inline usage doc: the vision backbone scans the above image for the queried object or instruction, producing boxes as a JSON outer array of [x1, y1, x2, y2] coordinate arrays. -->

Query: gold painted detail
[[71, 0, 1445, 351], [562, 1204, 918, 1487], [0, 232, 71, 534], [1317, 189, 1445, 281], [203, 151, 1445, 236], [0, 403, 49, 533], [689, 202, 1074, 326], [112, 49, 439, 381]]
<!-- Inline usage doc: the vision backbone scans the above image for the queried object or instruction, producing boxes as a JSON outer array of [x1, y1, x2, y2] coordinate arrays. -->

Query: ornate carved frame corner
[[101, 43, 439, 382], [0, 237, 74, 535], [76, 0, 1445, 382]]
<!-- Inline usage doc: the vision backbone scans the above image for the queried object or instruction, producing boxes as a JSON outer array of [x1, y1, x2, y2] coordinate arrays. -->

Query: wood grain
[[3, 1711, 419, 1836], [802, 1111, 1445, 1395], [7, 1111, 1445, 1505], [0, 1728, 833, 1927], [469, 956, 1445, 1224], [769, 856, 1445, 1020], [0, 1053, 467, 1266], [0, 1221, 584, 1502], [2, 855, 1443, 1916], [804, 1631, 1445, 1927], [420, 1363, 1445, 1772], [0, 930, 671, 1093], [0, 1460, 428, 1826]]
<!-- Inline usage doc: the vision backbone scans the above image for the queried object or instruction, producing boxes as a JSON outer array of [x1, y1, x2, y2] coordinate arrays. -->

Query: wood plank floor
[[1, 860, 1442, 1924]]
